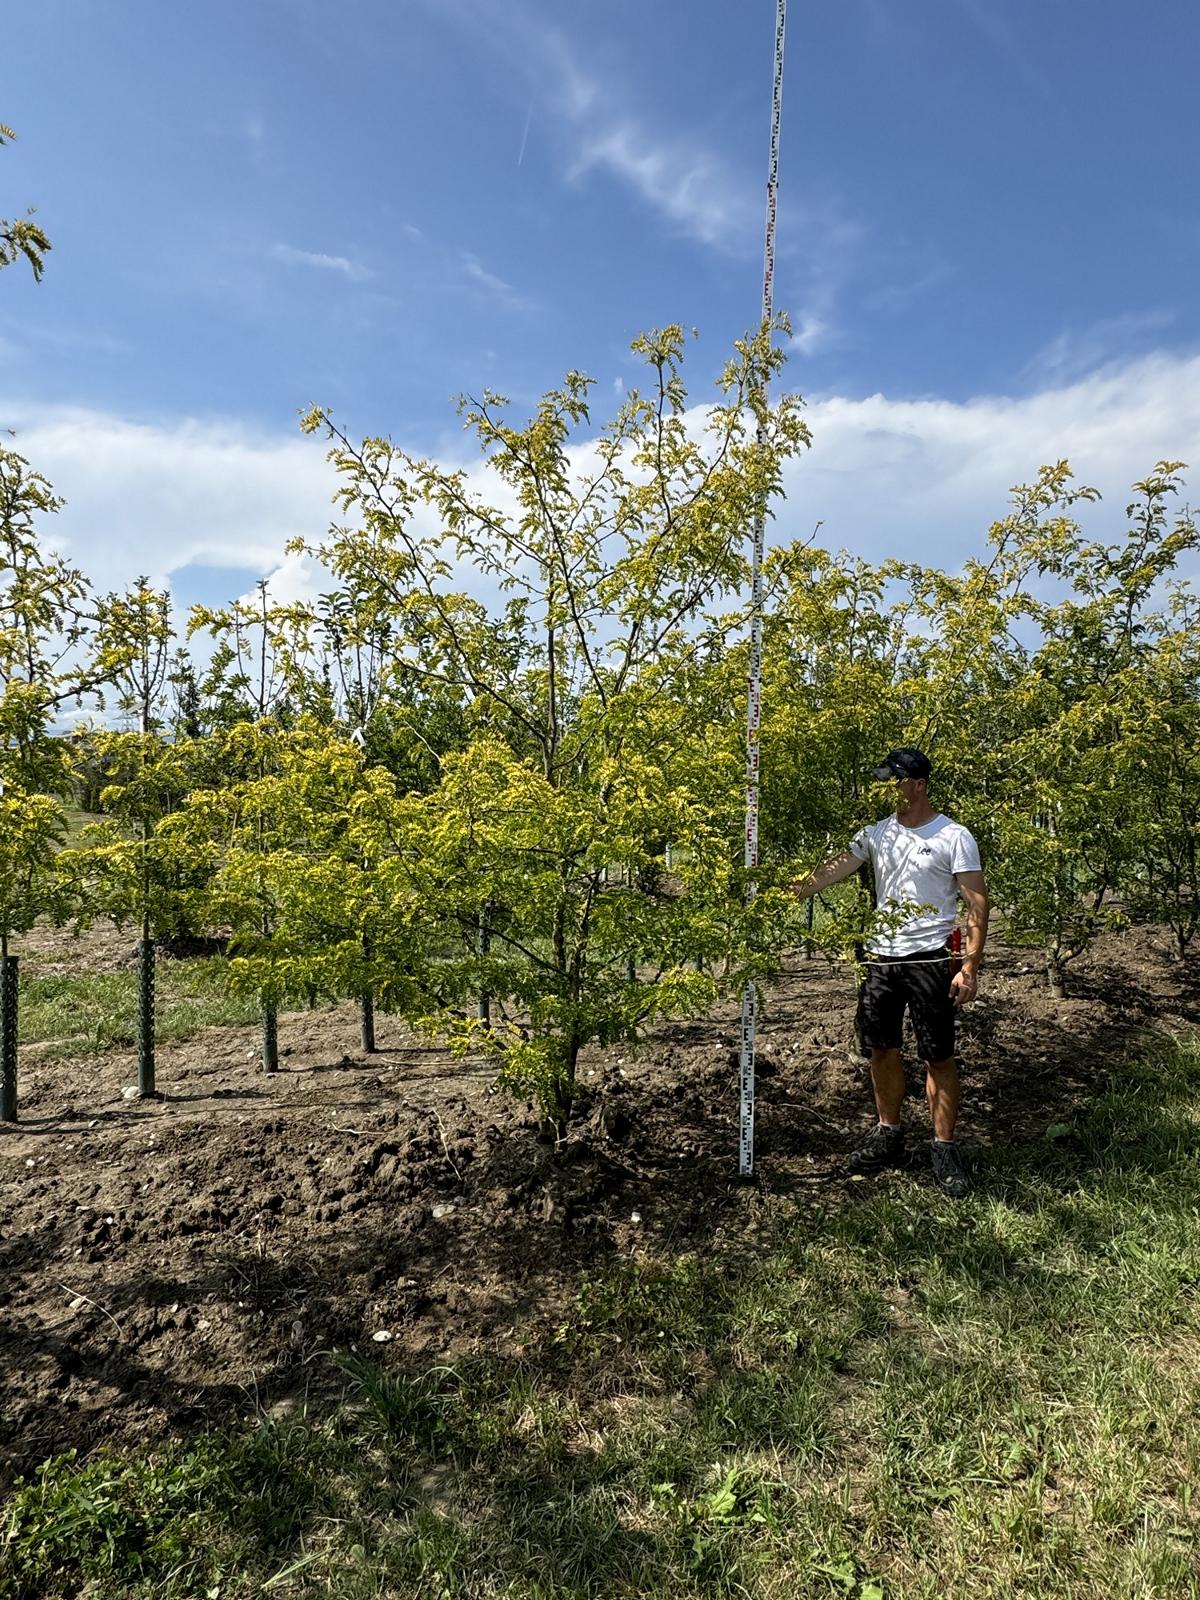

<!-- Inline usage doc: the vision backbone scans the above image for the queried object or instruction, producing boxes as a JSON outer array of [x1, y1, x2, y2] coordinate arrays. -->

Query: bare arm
[[790, 848, 864, 900], [951, 869, 990, 1005]]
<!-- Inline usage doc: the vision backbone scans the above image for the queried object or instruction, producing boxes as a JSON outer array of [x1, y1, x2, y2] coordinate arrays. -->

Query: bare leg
[[925, 1057, 960, 1141], [869, 1047, 905, 1124]]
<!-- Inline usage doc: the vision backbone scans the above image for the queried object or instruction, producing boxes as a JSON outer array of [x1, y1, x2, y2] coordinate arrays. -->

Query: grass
[[17, 959, 262, 1055], [4, 1033, 1200, 1598]]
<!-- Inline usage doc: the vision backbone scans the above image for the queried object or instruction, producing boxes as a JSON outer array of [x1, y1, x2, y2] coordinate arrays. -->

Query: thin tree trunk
[[478, 901, 492, 1026], [1047, 949, 1067, 1000], [549, 1035, 581, 1145]]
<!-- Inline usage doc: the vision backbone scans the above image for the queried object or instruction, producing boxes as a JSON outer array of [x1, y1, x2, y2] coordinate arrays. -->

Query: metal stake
[[262, 1004, 279, 1073], [137, 937, 158, 1097], [0, 955, 18, 1122]]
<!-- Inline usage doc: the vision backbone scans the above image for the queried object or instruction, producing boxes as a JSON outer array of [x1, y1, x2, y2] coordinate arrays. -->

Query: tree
[[954, 462, 1198, 995], [0, 124, 50, 282], [182, 587, 327, 1066], [298, 323, 814, 1132], [159, 719, 425, 1052], [0, 448, 104, 1117], [59, 581, 187, 1096]]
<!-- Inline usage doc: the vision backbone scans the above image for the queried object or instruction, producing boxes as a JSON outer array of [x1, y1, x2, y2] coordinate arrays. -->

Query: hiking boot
[[848, 1122, 906, 1176], [930, 1140, 970, 1199]]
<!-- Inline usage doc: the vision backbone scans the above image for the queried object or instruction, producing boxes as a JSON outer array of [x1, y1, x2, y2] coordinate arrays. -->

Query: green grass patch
[[18, 958, 262, 1055], [57, 805, 105, 845], [5, 1033, 1200, 1598]]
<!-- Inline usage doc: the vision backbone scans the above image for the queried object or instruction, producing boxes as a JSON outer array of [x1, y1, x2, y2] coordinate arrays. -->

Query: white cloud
[[4, 349, 1197, 623], [256, 548, 330, 608], [423, 0, 759, 251], [791, 352, 1200, 570], [460, 252, 532, 312], [271, 242, 373, 282], [0, 402, 339, 596], [461, 252, 513, 298], [789, 314, 829, 357], [570, 121, 753, 249]]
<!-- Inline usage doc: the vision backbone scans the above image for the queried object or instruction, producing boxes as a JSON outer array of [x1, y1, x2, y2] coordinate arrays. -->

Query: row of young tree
[[0, 323, 1196, 1128]]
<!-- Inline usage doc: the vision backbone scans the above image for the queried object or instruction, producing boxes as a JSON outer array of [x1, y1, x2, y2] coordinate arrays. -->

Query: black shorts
[[855, 946, 956, 1063]]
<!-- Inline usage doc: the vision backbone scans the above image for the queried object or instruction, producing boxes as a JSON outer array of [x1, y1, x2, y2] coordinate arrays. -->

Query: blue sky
[[3, 0, 1199, 606]]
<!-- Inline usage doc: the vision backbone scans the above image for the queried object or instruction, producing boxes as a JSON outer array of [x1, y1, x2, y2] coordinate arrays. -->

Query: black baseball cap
[[871, 747, 932, 781]]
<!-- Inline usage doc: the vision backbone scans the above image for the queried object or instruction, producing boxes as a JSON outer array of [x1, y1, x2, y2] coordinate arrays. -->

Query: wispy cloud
[[945, 0, 1054, 98], [789, 314, 829, 357], [423, 0, 757, 251], [1021, 310, 1177, 387], [0, 313, 128, 358], [517, 99, 534, 167], [570, 122, 753, 249], [461, 251, 532, 310], [462, 253, 512, 297], [863, 260, 955, 314], [779, 193, 867, 355], [271, 242, 373, 282]]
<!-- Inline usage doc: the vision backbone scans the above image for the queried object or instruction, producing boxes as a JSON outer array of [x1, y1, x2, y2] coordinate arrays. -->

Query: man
[[791, 748, 989, 1198]]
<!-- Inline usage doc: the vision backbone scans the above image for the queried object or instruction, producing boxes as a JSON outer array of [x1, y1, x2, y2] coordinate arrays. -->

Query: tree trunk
[[548, 1035, 581, 1145], [1047, 950, 1067, 1000], [478, 901, 492, 1026], [804, 895, 815, 959]]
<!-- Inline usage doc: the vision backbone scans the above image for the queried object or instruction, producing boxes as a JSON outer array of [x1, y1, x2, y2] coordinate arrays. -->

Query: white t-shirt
[[848, 813, 982, 956]]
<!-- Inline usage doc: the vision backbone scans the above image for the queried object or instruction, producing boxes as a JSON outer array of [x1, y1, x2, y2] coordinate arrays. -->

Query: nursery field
[[2, 336, 1199, 1596], [3, 921, 1200, 1598]]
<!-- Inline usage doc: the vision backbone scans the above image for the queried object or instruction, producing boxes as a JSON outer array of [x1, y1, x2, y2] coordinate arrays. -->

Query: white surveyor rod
[[739, 0, 787, 1177]]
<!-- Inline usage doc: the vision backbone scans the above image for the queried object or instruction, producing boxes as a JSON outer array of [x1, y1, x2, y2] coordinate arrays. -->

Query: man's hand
[[950, 966, 979, 1007]]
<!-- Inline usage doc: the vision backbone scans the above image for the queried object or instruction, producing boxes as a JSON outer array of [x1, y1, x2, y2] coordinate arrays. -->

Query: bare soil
[[1, 923, 1196, 1487]]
